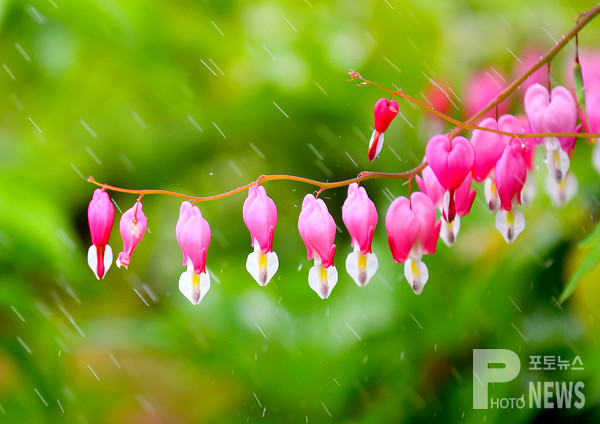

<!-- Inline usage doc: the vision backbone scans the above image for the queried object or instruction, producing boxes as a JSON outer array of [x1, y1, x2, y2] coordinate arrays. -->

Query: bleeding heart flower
[[494, 144, 527, 243], [243, 185, 278, 286], [425, 135, 475, 191], [298, 194, 338, 299], [177, 203, 211, 305], [87, 189, 115, 280], [368, 98, 399, 161], [425, 134, 475, 222], [116, 201, 147, 269], [524, 83, 578, 154], [342, 183, 378, 287], [385, 192, 440, 294], [471, 115, 524, 182]]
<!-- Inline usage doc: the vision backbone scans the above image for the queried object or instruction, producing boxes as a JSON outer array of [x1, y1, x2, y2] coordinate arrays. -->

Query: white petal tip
[[484, 178, 501, 213], [179, 266, 211, 305], [368, 130, 384, 161], [246, 251, 279, 286], [345, 250, 378, 287], [495, 209, 525, 243], [87, 244, 112, 280], [308, 264, 338, 299], [544, 173, 578, 207], [404, 259, 428, 295], [440, 216, 460, 247]]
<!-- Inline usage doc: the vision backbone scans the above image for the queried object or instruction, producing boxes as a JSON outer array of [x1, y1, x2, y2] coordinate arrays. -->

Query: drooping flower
[[342, 183, 378, 287], [464, 70, 510, 120], [116, 201, 147, 269], [298, 194, 338, 299], [87, 189, 115, 280], [494, 143, 527, 243], [243, 185, 278, 286], [471, 115, 525, 212], [525, 83, 578, 181], [385, 192, 440, 294], [368, 98, 399, 162], [425, 134, 475, 222], [176, 203, 211, 305], [471, 115, 523, 181]]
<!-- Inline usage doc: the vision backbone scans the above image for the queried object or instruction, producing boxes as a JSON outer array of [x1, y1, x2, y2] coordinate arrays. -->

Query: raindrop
[[283, 16, 297, 32], [17, 336, 32, 354], [211, 20, 224, 36], [85, 145, 102, 163], [28, 117, 42, 133], [11, 306, 25, 322], [213, 122, 226, 138], [15, 43, 31, 62], [273, 102, 289, 118], [187, 115, 203, 132], [34, 389, 48, 407], [80, 119, 97, 138]]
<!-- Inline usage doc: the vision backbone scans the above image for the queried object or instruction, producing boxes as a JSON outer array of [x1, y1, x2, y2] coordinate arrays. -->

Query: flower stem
[[88, 165, 427, 202]]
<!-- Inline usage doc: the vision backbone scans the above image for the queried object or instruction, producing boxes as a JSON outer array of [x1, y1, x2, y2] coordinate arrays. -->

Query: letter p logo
[[473, 349, 520, 409]]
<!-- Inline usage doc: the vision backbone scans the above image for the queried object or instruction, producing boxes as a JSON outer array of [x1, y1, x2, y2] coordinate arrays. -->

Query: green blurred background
[[1, 0, 600, 422]]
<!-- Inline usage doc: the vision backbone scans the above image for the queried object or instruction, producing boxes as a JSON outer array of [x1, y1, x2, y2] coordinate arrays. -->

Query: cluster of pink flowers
[[87, 48, 599, 303]]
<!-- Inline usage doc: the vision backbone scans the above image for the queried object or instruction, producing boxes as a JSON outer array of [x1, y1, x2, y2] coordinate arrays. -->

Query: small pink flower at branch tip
[[87, 188, 115, 280], [243, 186, 278, 286], [342, 183, 378, 287], [368, 98, 399, 162], [116, 201, 147, 269], [298, 194, 338, 299], [176, 202, 211, 305]]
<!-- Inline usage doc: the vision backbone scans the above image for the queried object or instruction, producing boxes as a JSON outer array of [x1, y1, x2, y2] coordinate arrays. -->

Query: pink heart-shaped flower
[[425, 135, 475, 191]]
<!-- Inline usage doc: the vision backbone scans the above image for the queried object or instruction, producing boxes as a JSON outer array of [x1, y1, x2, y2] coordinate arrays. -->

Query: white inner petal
[[544, 172, 578, 207], [308, 262, 338, 299], [179, 264, 211, 305], [368, 130, 384, 160], [345, 243, 378, 287], [495, 208, 525, 244], [545, 147, 570, 183], [440, 216, 461, 247], [484, 177, 501, 213], [403, 258, 429, 295], [246, 241, 279, 286], [87, 244, 112, 280]]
